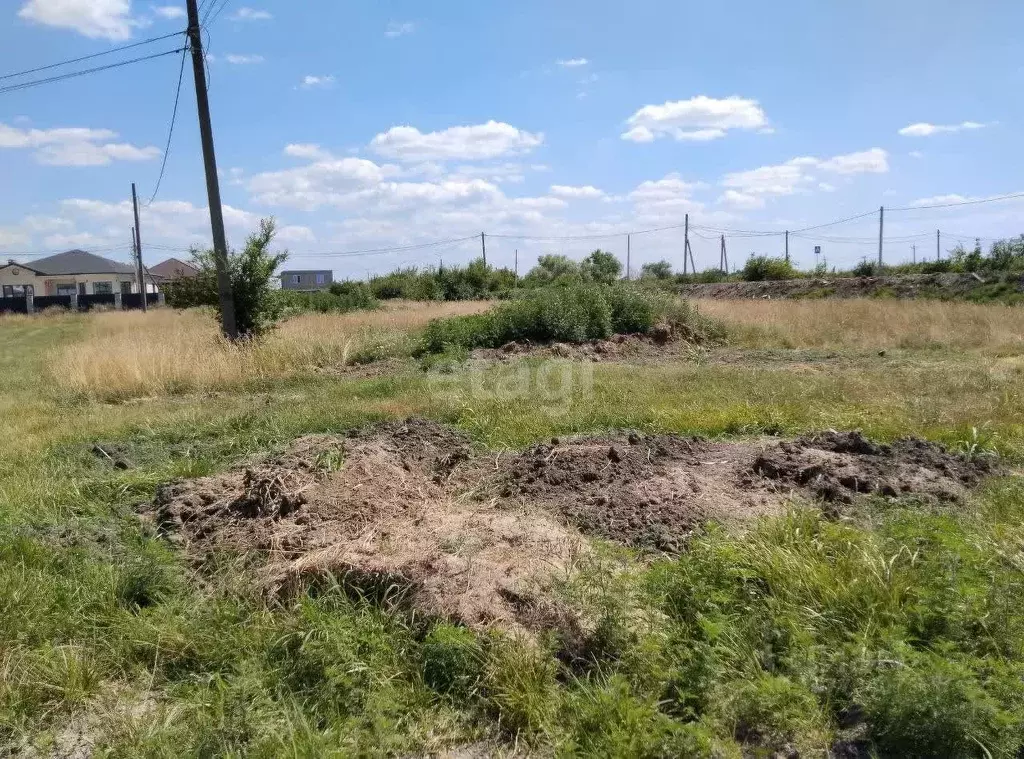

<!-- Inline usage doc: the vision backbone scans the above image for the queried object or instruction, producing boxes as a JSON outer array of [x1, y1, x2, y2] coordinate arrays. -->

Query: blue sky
[[1, 0, 1022, 275]]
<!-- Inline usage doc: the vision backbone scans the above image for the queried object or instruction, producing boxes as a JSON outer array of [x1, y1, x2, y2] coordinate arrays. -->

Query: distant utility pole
[[480, 232, 487, 265], [912, 244, 917, 265], [936, 229, 941, 261], [186, 0, 236, 339], [131, 183, 147, 311], [514, 249, 519, 284], [785, 230, 790, 263], [683, 214, 690, 275], [719, 235, 729, 274], [877, 206, 885, 267], [626, 234, 632, 280]]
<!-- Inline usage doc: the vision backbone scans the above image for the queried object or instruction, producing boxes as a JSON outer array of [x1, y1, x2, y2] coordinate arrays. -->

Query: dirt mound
[[754, 431, 997, 504], [472, 332, 699, 364], [490, 435, 780, 551], [149, 421, 583, 633], [147, 419, 998, 629]]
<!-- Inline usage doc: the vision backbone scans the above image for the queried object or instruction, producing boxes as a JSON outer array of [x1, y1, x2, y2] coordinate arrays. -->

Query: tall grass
[[52, 302, 490, 401], [700, 298, 1024, 352]]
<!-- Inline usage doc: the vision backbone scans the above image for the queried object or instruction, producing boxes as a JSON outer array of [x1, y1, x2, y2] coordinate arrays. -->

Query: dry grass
[[53, 301, 490, 401], [698, 298, 1024, 352]]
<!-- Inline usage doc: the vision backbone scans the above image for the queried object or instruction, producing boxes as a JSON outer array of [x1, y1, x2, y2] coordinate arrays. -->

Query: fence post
[[114, 291, 123, 310], [157, 292, 166, 307], [70, 293, 79, 312]]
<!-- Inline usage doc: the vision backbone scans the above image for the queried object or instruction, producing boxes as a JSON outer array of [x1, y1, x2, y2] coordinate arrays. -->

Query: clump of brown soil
[[149, 419, 584, 633], [147, 419, 998, 630], [753, 430, 997, 504], [489, 435, 781, 552], [472, 332, 701, 364]]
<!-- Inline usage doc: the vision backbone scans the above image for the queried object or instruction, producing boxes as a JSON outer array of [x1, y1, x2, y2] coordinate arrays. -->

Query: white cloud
[[370, 121, 544, 162], [248, 156, 389, 209], [722, 148, 889, 198], [0, 122, 159, 166], [231, 7, 272, 21], [622, 95, 768, 143], [898, 121, 987, 137], [550, 184, 606, 199], [300, 75, 335, 89], [152, 5, 185, 19], [910, 194, 972, 206], [817, 148, 889, 175], [284, 143, 331, 161], [385, 21, 415, 37], [18, 0, 135, 40], [718, 189, 765, 210], [225, 54, 264, 65], [629, 173, 705, 221], [818, 182, 837, 193], [556, 58, 589, 67], [909, 150, 925, 159]]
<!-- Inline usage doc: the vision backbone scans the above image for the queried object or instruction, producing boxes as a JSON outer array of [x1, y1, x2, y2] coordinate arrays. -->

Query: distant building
[[150, 257, 200, 283], [0, 249, 157, 296], [279, 270, 333, 291]]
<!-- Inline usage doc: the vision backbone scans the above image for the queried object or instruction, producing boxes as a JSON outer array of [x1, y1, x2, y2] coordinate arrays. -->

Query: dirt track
[[678, 272, 1021, 300], [145, 419, 997, 633]]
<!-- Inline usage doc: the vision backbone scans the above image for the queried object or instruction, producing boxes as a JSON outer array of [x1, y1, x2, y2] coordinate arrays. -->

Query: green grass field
[[2, 302, 1024, 757]]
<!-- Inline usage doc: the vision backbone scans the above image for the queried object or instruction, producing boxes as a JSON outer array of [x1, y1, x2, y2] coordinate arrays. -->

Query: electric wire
[[0, 48, 188, 95], [0, 31, 184, 82], [146, 46, 190, 206]]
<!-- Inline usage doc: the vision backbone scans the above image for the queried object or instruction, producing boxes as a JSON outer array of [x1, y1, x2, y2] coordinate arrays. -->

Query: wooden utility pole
[[480, 232, 487, 265], [877, 206, 884, 267], [131, 183, 147, 311], [186, 0, 236, 339], [683, 214, 689, 275], [626, 234, 631, 280], [785, 230, 790, 263]]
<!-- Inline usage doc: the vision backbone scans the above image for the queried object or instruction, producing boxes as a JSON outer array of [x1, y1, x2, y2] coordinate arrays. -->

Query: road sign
[[814, 246, 821, 257]]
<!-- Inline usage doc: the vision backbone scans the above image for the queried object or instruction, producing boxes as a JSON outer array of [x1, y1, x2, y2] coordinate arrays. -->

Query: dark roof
[[280, 270, 332, 276], [0, 261, 46, 276], [150, 257, 199, 280], [30, 249, 137, 276]]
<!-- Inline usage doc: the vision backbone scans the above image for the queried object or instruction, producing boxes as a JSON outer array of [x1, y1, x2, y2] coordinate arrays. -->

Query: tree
[[524, 254, 581, 285], [641, 260, 674, 280], [581, 249, 623, 284], [164, 217, 288, 339]]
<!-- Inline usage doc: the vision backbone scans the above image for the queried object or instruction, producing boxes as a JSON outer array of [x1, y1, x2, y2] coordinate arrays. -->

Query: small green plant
[[742, 256, 797, 282]]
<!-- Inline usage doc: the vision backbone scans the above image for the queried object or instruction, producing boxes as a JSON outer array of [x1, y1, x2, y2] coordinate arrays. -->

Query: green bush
[[419, 283, 724, 354], [164, 218, 288, 339], [742, 256, 797, 282]]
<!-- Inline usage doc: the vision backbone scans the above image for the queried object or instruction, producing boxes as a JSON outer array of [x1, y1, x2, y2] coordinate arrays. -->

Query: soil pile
[[471, 332, 698, 364], [149, 420, 583, 633], [753, 431, 997, 504], [148, 419, 997, 629]]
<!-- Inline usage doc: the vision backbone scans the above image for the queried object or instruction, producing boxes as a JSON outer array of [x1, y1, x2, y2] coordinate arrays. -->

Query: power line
[[146, 47, 190, 206], [0, 31, 184, 83], [0, 48, 187, 96], [888, 191, 1024, 212], [204, 0, 234, 27]]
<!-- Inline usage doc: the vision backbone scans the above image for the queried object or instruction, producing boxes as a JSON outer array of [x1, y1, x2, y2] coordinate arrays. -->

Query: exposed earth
[[145, 419, 998, 635]]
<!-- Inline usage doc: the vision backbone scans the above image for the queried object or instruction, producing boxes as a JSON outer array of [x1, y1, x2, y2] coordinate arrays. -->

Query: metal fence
[[0, 292, 163, 315]]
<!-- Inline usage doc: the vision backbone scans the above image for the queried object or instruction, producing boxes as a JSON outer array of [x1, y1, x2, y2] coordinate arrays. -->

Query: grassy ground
[[2, 300, 1024, 757]]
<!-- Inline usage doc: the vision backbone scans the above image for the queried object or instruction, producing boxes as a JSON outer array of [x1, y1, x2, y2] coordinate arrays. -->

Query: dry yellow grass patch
[[53, 301, 490, 401], [698, 299, 1024, 353]]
